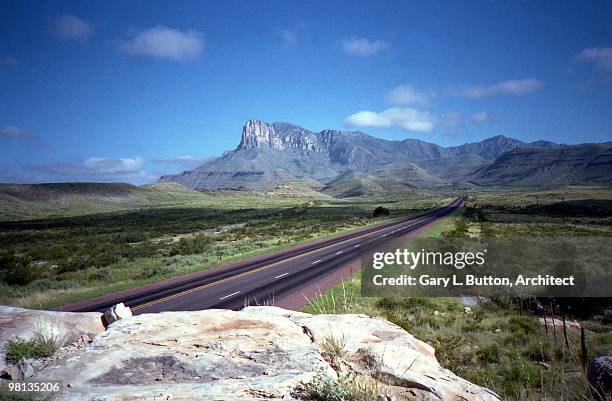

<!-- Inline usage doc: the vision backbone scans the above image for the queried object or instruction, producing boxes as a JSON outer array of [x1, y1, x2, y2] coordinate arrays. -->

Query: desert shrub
[[168, 233, 214, 256], [372, 207, 390, 218], [432, 334, 473, 371], [477, 343, 501, 363], [501, 361, 549, 397], [375, 297, 434, 311], [0, 253, 44, 285], [114, 231, 150, 244], [508, 316, 540, 335], [523, 340, 553, 362], [4, 334, 60, 364], [296, 372, 383, 401]]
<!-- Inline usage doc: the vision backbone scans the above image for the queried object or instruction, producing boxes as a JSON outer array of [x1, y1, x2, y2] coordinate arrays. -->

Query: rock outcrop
[[0, 306, 501, 401], [0, 306, 105, 367]]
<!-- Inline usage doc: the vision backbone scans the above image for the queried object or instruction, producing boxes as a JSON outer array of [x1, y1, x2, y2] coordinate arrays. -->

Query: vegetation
[[4, 333, 61, 364], [372, 206, 390, 217], [304, 187, 612, 401], [0, 187, 448, 307], [296, 372, 385, 401]]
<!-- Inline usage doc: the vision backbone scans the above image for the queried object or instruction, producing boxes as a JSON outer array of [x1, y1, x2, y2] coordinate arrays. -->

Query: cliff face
[[237, 120, 322, 152], [0, 305, 502, 401]]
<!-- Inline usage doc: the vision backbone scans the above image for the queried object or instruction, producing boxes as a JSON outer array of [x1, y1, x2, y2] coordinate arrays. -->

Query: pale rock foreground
[[1, 306, 502, 401]]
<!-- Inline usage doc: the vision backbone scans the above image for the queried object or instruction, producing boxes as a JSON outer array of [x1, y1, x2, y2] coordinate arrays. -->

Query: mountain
[[472, 144, 612, 186], [159, 119, 609, 194], [159, 119, 451, 190]]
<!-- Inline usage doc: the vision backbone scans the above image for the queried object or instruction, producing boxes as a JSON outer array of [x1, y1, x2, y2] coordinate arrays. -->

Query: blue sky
[[1, 0, 611, 184]]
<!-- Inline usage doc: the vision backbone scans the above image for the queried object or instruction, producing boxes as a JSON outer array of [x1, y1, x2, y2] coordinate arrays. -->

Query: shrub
[[5, 334, 60, 364], [477, 343, 501, 363], [508, 316, 539, 335], [114, 231, 150, 244], [296, 372, 383, 401], [523, 340, 552, 362], [375, 297, 434, 311], [168, 233, 214, 256], [0, 254, 44, 286], [372, 207, 390, 218]]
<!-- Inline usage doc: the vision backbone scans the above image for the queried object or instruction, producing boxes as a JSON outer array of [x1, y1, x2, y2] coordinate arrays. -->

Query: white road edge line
[[219, 291, 240, 300], [353, 244, 360, 248], [275, 272, 289, 279], [312, 259, 321, 264], [336, 251, 343, 254]]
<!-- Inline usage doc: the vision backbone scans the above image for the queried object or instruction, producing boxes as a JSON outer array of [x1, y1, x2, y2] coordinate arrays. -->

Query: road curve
[[57, 197, 462, 313]]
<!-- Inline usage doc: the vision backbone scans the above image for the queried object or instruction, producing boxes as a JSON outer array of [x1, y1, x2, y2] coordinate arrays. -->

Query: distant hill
[[0, 182, 200, 221], [472, 144, 612, 186]]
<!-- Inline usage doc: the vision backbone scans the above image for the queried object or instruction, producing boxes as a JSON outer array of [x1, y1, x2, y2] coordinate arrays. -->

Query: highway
[[58, 197, 462, 314]]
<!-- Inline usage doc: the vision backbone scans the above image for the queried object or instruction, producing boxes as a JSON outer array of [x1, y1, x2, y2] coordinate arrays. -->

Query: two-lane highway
[[58, 198, 462, 313]]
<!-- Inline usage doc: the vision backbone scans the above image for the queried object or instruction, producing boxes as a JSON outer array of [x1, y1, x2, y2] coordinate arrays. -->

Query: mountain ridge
[[159, 119, 610, 193]]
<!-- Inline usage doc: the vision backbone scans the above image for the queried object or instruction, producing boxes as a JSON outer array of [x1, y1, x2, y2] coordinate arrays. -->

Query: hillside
[[472, 144, 612, 186], [0, 182, 200, 221]]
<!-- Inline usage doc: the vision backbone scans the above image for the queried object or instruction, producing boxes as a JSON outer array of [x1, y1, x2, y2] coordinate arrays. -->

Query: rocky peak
[[237, 119, 322, 152], [238, 119, 281, 150]]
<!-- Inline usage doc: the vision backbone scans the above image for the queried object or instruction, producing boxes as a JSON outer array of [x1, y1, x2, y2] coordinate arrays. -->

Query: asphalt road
[[59, 197, 462, 314]]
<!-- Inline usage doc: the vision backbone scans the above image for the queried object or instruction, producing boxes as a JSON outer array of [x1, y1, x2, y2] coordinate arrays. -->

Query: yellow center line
[[132, 212, 438, 311]]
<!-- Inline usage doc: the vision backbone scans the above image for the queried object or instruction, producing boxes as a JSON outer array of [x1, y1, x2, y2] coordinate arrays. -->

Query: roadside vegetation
[[0, 186, 448, 308], [304, 186, 612, 401]]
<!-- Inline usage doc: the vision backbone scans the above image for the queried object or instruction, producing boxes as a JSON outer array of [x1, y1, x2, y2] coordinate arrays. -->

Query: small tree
[[372, 206, 390, 218]]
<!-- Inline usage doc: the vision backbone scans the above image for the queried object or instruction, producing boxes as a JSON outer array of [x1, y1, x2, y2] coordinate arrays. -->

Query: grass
[[303, 187, 612, 401], [4, 335, 60, 364], [296, 372, 386, 401], [0, 187, 448, 307]]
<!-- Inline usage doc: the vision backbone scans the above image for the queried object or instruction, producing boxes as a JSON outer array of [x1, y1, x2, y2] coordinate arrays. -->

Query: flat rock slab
[[0, 306, 104, 366], [3, 306, 501, 401]]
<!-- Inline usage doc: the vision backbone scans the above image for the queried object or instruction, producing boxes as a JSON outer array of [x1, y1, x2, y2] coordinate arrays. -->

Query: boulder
[[17, 306, 501, 401], [0, 358, 36, 380], [0, 305, 105, 367], [102, 302, 132, 326], [588, 356, 612, 401]]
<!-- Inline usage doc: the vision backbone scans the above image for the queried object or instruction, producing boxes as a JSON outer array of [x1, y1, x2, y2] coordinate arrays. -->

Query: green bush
[[508, 316, 540, 335], [114, 231, 150, 244], [375, 297, 434, 311], [168, 233, 214, 256], [0, 253, 44, 286], [5, 334, 60, 364], [523, 340, 553, 362], [372, 207, 390, 218], [477, 343, 501, 363]]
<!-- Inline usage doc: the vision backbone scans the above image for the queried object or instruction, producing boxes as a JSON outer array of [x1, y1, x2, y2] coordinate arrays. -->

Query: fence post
[[550, 301, 558, 345], [581, 327, 588, 371], [562, 312, 569, 349]]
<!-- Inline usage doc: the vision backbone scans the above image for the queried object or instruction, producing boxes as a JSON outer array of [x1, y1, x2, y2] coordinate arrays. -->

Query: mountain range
[[159, 119, 612, 195]]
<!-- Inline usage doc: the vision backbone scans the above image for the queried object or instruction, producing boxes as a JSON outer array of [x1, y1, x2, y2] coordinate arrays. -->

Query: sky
[[1, 0, 611, 184]]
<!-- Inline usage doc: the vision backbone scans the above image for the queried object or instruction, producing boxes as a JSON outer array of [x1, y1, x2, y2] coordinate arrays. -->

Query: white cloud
[[53, 15, 94, 42], [447, 78, 543, 98], [574, 47, 612, 73], [0, 126, 44, 145], [344, 107, 435, 133], [342, 37, 390, 57], [386, 84, 432, 105], [471, 112, 489, 123], [30, 157, 155, 184], [118, 26, 205, 61]]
